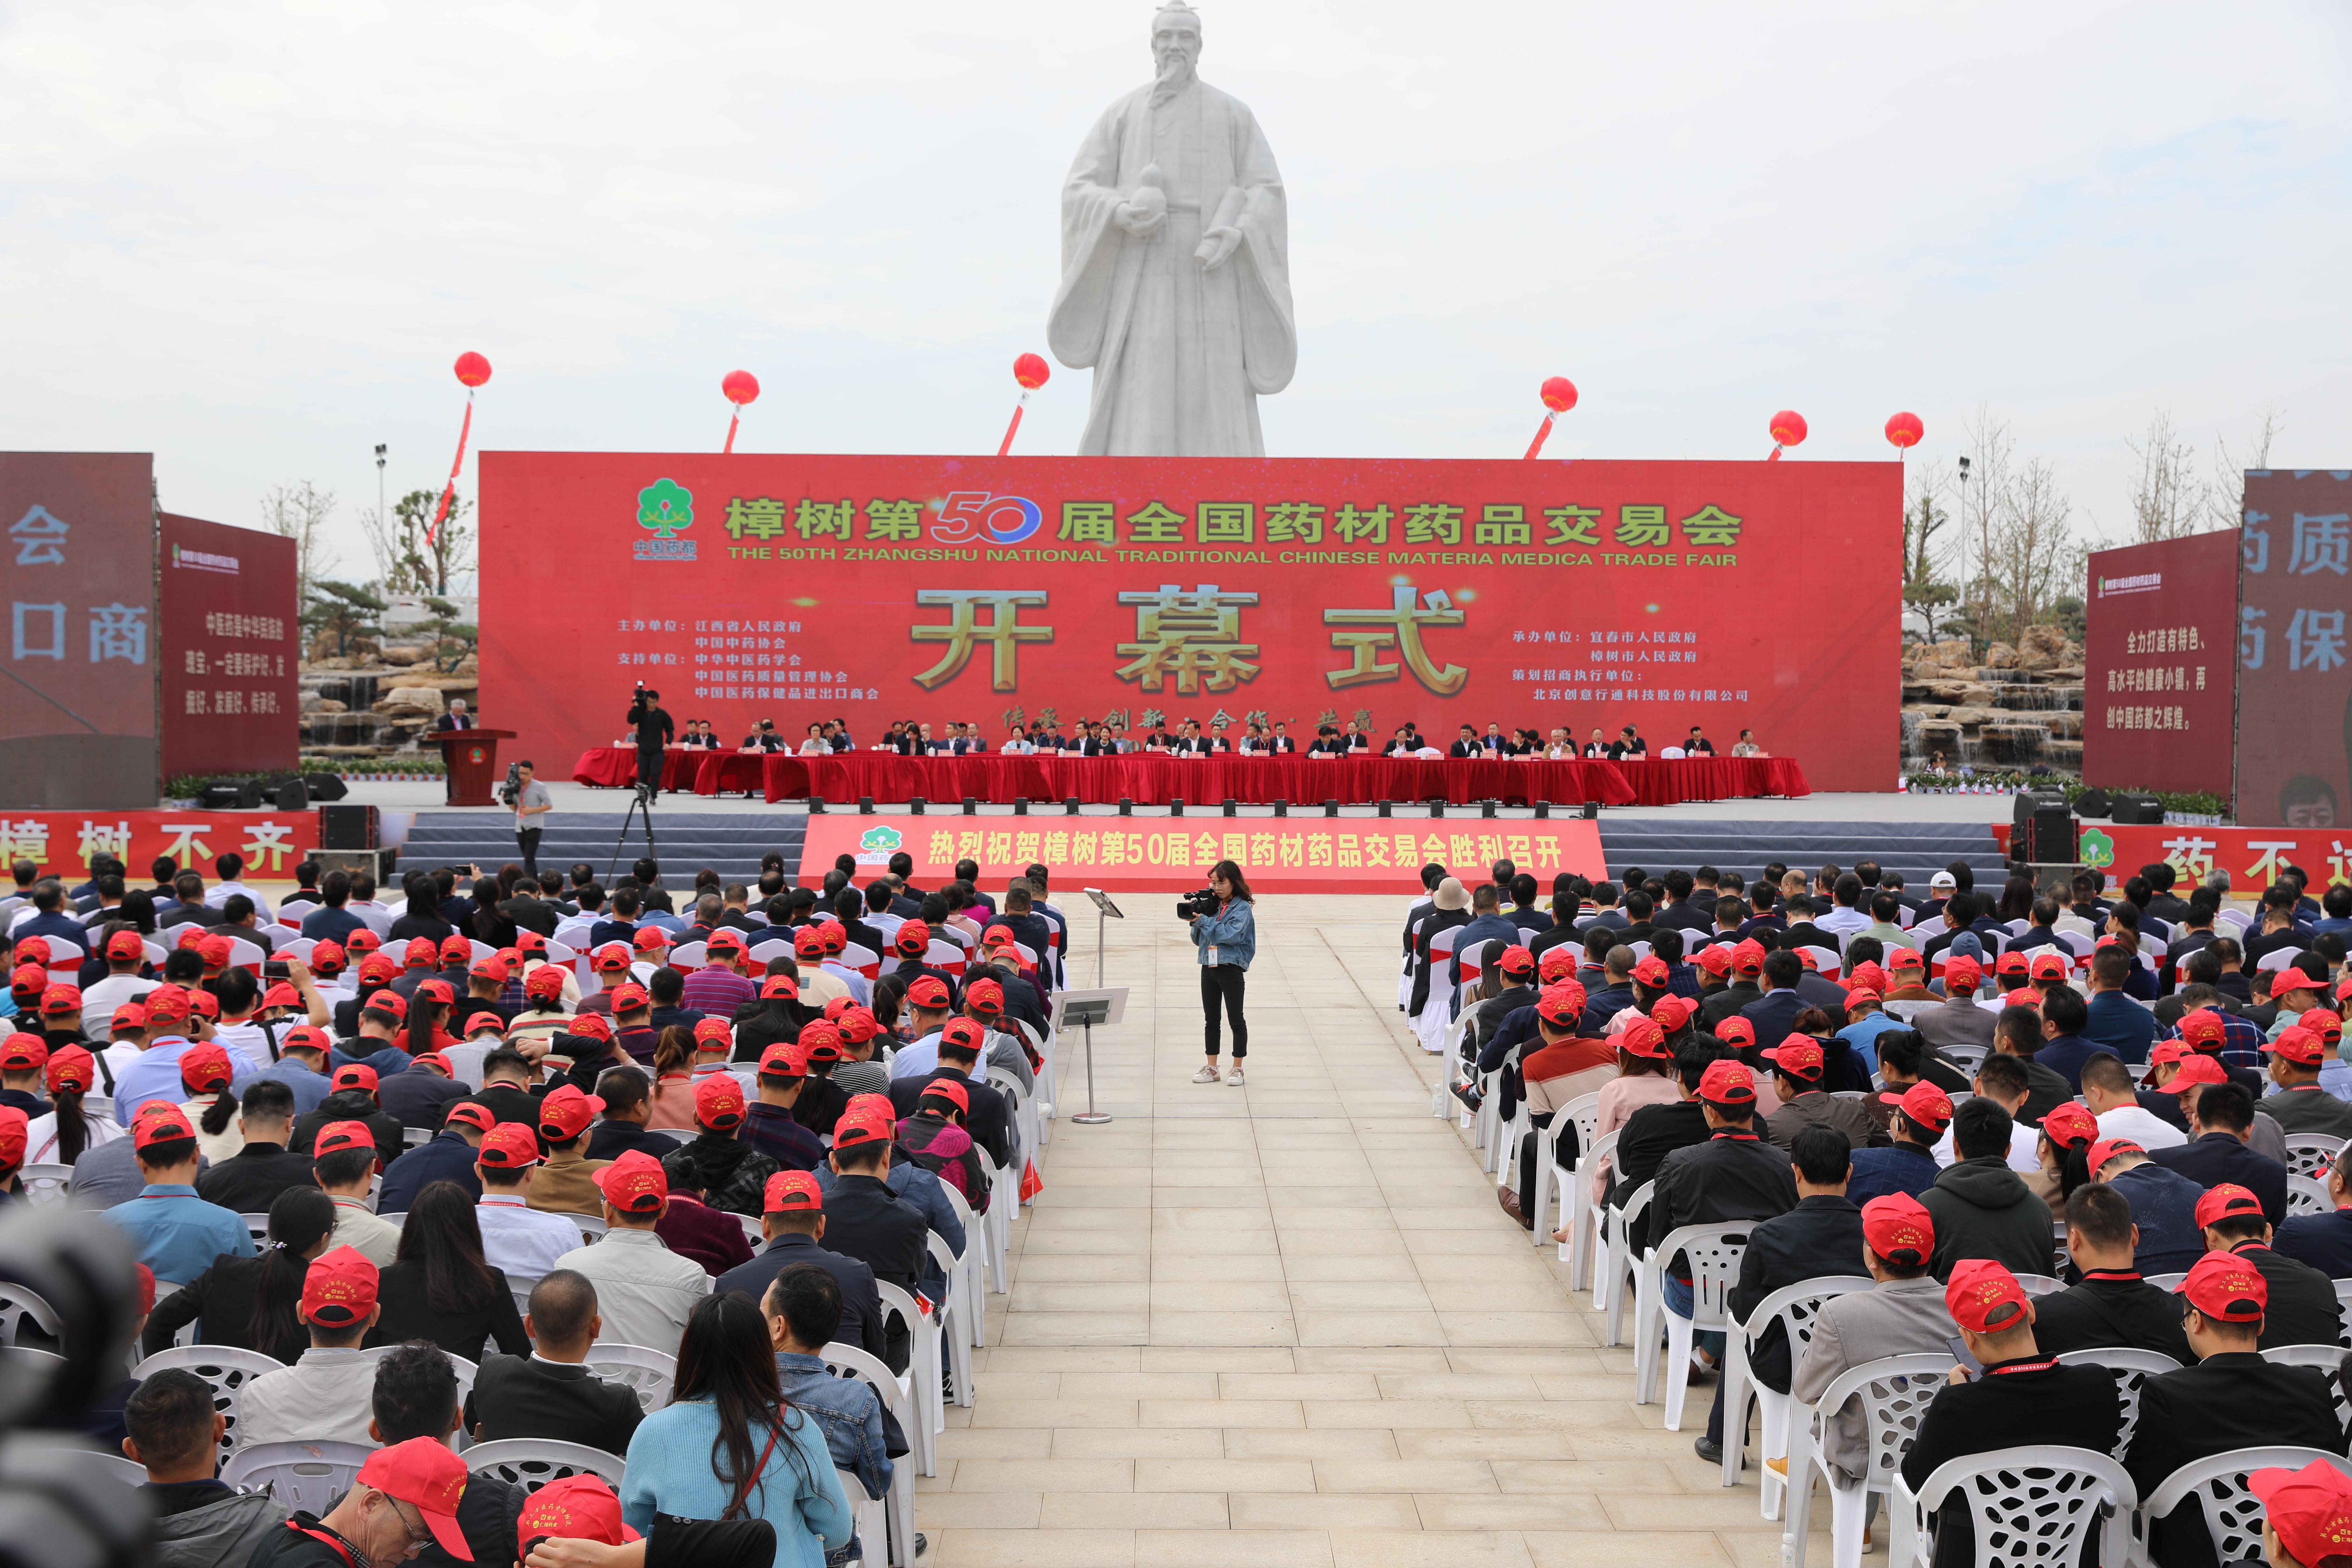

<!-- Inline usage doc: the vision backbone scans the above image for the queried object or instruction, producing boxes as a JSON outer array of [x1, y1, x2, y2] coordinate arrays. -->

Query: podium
[[432, 728, 517, 807]]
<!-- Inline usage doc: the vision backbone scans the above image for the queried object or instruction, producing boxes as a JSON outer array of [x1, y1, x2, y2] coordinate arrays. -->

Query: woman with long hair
[[618, 1292, 852, 1565], [139, 1185, 337, 1361], [178, 1043, 245, 1165], [365, 1178, 528, 1360], [387, 872, 454, 944], [1996, 874, 2036, 924], [26, 1045, 121, 1165], [1189, 859, 1259, 1086], [651, 1024, 699, 1127], [1585, 1017, 1682, 1210]]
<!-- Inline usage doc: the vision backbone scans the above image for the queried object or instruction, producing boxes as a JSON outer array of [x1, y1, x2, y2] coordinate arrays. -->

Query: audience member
[[105, 1103, 253, 1285], [366, 1178, 530, 1359], [466, 1269, 647, 1455], [2273, 1142, 2352, 1275], [378, 1099, 492, 1212], [310, 1120, 402, 1266], [2150, 1078, 2290, 1225], [141, 1184, 337, 1361], [473, 1121, 589, 1281], [1789, 1195, 1955, 1489], [1846, 1082, 1948, 1206], [1918, 1098, 2053, 1280], [761, 1264, 899, 1566], [2193, 1182, 2340, 1349], [531, 1084, 618, 1217], [191, 1080, 317, 1213], [2025, 1182, 2193, 1361], [123, 1368, 289, 1565], [241, 1436, 476, 1568], [367, 1341, 526, 1568], [551, 1149, 712, 1354], [716, 1171, 891, 1369], [236, 1244, 385, 1446], [1643, 1061, 1797, 1385], [813, 1110, 929, 1373]]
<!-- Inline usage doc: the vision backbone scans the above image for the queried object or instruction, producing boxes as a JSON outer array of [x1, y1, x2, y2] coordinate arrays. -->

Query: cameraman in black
[[627, 682, 675, 798], [1186, 858, 1257, 1087]]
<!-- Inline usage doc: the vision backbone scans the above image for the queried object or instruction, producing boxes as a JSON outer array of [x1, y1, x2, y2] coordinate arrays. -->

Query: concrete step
[[397, 812, 806, 883], [1593, 818, 2007, 891]]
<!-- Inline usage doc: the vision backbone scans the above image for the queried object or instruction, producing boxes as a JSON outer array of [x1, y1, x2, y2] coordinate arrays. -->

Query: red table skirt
[[573, 749, 1807, 807]]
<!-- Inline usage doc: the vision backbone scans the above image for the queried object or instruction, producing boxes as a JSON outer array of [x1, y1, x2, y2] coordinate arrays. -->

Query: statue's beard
[[1150, 47, 1196, 103]]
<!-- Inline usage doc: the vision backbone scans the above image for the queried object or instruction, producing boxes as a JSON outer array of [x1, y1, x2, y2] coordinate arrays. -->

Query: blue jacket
[[814, 1161, 964, 1300], [620, 1398, 850, 1568], [1190, 899, 1255, 970], [2109, 1160, 2208, 1275], [774, 1351, 895, 1509], [2149, 1132, 2290, 1227], [378, 1128, 484, 1214], [2274, 1207, 2352, 1278], [2082, 991, 2159, 1065], [105, 1184, 254, 1286], [1845, 1144, 1942, 1208]]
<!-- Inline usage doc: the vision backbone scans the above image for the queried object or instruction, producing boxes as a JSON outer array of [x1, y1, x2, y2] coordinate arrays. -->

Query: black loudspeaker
[[318, 804, 380, 850], [301, 772, 348, 801], [274, 779, 309, 811], [198, 781, 246, 810], [2074, 788, 2112, 819], [2014, 792, 2075, 864], [2109, 792, 2166, 826]]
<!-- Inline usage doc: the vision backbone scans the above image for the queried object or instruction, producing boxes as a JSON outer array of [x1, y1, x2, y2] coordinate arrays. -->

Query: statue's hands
[[1194, 224, 1242, 270], [1116, 183, 1168, 237]]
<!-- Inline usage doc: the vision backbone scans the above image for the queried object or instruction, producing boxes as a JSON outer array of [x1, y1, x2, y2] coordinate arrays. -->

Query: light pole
[[1956, 454, 1971, 653], [374, 444, 387, 554]]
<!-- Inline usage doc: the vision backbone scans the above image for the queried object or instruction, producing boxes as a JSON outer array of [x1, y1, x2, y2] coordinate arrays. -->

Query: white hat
[[1929, 871, 1958, 890]]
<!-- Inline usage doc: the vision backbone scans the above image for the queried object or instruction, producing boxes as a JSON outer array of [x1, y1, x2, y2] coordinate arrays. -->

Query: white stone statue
[[1048, 2, 1296, 457]]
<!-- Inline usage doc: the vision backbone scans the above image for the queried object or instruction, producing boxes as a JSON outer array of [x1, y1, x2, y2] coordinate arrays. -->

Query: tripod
[[609, 779, 657, 880]]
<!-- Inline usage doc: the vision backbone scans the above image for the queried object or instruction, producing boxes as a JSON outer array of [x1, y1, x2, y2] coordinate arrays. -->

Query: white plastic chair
[[1524, 1092, 1602, 1247], [572, 1214, 609, 1242], [2139, 1445, 2352, 1567], [1553, 1128, 1618, 1280], [939, 1185, 986, 1348], [1889, 1446, 2134, 1568], [1782, 1352, 1955, 1568], [924, 939, 967, 978], [929, 1230, 973, 1405], [1719, 1274, 1874, 1513], [2261, 1344, 2352, 1428], [2051, 1346, 2179, 1456], [1632, 1222, 1750, 1429], [0, 1283, 60, 1348], [582, 1342, 676, 1412], [988, 1065, 1037, 1181], [221, 1440, 373, 1513], [2011, 1273, 2065, 1298], [668, 940, 708, 969], [508, 1273, 539, 1321], [239, 1213, 272, 1249], [821, 1340, 919, 1568], [838, 1464, 887, 1568], [464, 1438, 627, 1491], [131, 1345, 285, 1463], [2289, 1175, 2333, 1217], [877, 1280, 939, 1477], [2283, 1135, 2346, 1180], [1940, 1044, 1988, 1080], [16, 1163, 71, 1205], [1600, 1181, 1654, 1346]]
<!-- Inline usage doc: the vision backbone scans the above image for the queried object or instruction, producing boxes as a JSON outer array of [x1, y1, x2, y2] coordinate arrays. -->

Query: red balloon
[[1885, 411, 1924, 449], [1770, 409, 1808, 447], [722, 370, 761, 406], [453, 352, 491, 388], [1014, 353, 1051, 391], [1540, 376, 1577, 414]]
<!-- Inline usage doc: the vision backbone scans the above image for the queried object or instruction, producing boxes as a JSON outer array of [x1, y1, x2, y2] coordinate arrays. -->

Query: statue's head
[[1152, 2, 1201, 81]]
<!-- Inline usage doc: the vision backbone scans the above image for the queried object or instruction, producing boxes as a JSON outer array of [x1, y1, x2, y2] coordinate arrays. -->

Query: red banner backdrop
[[159, 513, 300, 780], [2081, 531, 2240, 796], [799, 812, 1606, 895], [2052, 821, 2351, 894], [0, 810, 318, 882], [2239, 471, 2352, 829], [478, 454, 1900, 792]]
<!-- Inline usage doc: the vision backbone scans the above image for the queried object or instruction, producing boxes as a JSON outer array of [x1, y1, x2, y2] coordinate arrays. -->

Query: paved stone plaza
[[930, 894, 1829, 1568]]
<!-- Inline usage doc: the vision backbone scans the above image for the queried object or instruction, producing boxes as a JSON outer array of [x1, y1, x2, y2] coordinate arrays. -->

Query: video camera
[[498, 760, 523, 806], [1175, 887, 1219, 921]]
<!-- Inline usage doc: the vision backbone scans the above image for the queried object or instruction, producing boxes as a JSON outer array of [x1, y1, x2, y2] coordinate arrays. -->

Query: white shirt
[[329, 1195, 401, 1267], [2053, 912, 2097, 940], [552, 1227, 709, 1357], [477, 1194, 586, 1282], [210, 1021, 273, 1064], [78, 974, 159, 1041], [889, 1030, 987, 1083], [26, 1110, 125, 1166], [2093, 1104, 2189, 1151], [207, 881, 274, 921], [797, 969, 850, 1008], [1932, 1118, 2043, 1174], [1816, 907, 1871, 939], [238, 1347, 379, 1447]]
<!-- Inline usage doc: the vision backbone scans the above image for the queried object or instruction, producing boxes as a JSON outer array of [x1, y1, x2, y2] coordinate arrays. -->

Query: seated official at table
[[1685, 726, 1716, 755], [1608, 724, 1648, 760], [742, 719, 785, 752]]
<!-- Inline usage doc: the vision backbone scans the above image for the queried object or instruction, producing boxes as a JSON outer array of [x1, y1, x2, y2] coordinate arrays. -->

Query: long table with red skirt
[[572, 748, 1808, 807]]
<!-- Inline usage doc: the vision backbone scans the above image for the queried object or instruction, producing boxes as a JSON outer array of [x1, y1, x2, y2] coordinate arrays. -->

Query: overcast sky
[[4, 2, 2346, 588]]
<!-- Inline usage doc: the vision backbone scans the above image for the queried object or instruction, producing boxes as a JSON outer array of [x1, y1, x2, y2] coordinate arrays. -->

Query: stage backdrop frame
[[2238, 470, 2352, 830], [2081, 531, 2240, 798], [159, 512, 300, 781], [477, 453, 1901, 793]]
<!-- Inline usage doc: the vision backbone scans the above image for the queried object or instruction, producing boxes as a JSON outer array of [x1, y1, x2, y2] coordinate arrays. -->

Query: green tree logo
[[859, 826, 904, 853], [637, 478, 694, 538], [2077, 827, 2115, 869]]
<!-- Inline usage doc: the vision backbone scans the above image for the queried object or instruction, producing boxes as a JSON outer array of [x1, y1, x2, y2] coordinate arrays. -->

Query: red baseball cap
[[104, 929, 145, 961], [361, 989, 407, 1023], [331, 1063, 379, 1094], [262, 983, 301, 1010], [414, 979, 455, 1008], [1617, 1017, 1671, 1059], [760, 974, 800, 1001], [939, 1016, 986, 1056], [444, 1100, 497, 1134], [2273, 968, 2324, 996], [2301, 1007, 2344, 1046], [300, 1244, 380, 1327], [2193, 1182, 2267, 1231], [919, 1078, 971, 1115], [759, 1040, 810, 1078], [819, 924, 845, 954], [1540, 947, 1580, 981], [1845, 988, 1883, 1009], [1945, 1258, 2030, 1335], [895, 920, 932, 955], [513, 931, 547, 954], [2268, 1025, 2329, 1067], [2247, 1459, 2352, 1568], [1730, 939, 1766, 974], [2157, 1054, 2229, 1093], [279, 1023, 331, 1057], [592, 943, 632, 972], [37, 983, 79, 1016], [839, 1006, 879, 1043], [2149, 1040, 2194, 1066], [44, 1045, 93, 1096], [595, 1149, 669, 1212], [822, 996, 854, 1021], [1497, 945, 1535, 979], [904, 975, 950, 1010], [345, 929, 382, 954], [607, 983, 649, 1013], [1878, 1080, 1953, 1133], [314, 1120, 378, 1161], [2177, 1248, 2266, 1322], [1697, 1059, 1757, 1106], [1715, 1017, 1755, 1049], [1649, 995, 1694, 1032], [832, 1111, 895, 1150], [694, 1073, 746, 1130], [462, 1011, 506, 1039], [132, 1102, 197, 1150], [357, 954, 398, 986], [196, 935, 232, 968], [1861, 1192, 1935, 1269], [2029, 950, 2071, 981], [843, 1092, 895, 1124], [516, 1473, 636, 1559], [964, 978, 1004, 1016], [435, 934, 470, 965], [1695, 944, 1733, 978], [1793, 949, 1820, 973], [0, 1106, 25, 1173], [693, 1017, 733, 1050], [982, 923, 1015, 945], [310, 940, 348, 972], [1995, 949, 2030, 976], [2085, 1137, 2142, 1175], [524, 964, 567, 1001], [189, 990, 220, 1021], [1760, 1035, 1823, 1080], [566, 1011, 612, 1043], [402, 937, 438, 969], [794, 926, 827, 957], [1534, 985, 1582, 1027], [633, 926, 670, 952], [706, 929, 746, 957], [2039, 1101, 2097, 1149], [1542, 979, 1588, 1020], [764, 1170, 824, 1213], [110, 1002, 148, 1034], [2177, 1009, 2227, 1050], [477, 1123, 541, 1169], [538, 1084, 604, 1141], [179, 1043, 234, 1094], [797, 1022, 842, 1063], [1944, 957, 1982, 992], [1631, 955, 1669, 989], [470, 955, 510, 986], [1889, 947, 1924, 970], [0, 1033, 47, 1072], [1845, 961, 1889, 993], [146, 983, 191, 1023]]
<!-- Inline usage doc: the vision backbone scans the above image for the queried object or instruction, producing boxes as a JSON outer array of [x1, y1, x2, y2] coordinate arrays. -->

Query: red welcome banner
[[478, 454, 1900, 792], [1993, 819, 2351, 892], [0, 810, 318, 882], [799, 812, 1606, 895]]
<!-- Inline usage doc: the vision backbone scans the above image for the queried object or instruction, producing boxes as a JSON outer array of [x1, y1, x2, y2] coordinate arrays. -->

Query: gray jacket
[[1913, 995, 1997, 1053], [1789, 1277, 1955, 1483], [154, 1489, 289, 1568]]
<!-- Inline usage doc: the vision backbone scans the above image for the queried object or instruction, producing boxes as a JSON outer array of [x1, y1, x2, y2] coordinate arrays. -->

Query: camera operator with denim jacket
[[1187, 860, 1256, 1087]]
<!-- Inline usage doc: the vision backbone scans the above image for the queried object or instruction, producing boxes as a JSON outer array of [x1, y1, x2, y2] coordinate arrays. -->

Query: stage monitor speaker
[[2074, 788, 2112, 819], [198, 781, 247, 810], [2017, 806, 2076, 866], [301, 771, 348, 801], [318, 804, 380, 850], [2109, 792, 2166, 826], [274, 779, 309, 811]]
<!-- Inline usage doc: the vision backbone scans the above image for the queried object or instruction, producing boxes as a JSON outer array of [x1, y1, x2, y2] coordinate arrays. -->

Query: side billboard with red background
[[1994, 819, 2351, 894], [159, 512, 300, 780], [0, 452, 158, 807], [2081, 531, 2240, 796], [0, 810, 317, 883], [478, 454, 1901, 793], [2239, 471, 2351, 830], [799, 812, 1607, 896]]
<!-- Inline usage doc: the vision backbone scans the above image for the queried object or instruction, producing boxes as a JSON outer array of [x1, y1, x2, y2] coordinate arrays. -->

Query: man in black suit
[[2191, 1182, 2342, 1350], [377, 1101, 494, 1212], [1266, 721, 1297, 754], [887, 1035, 1011, 1170], [431, 698, 475, 732], [714, 1170, 891, 1369], [2026, 1182, 2193, 1362], [193, 1081, 321, 1213], [2149, 1080, 2290, 1226], [2125, 1249, 2344, 1568], [2272, 1145, 2352, 1276], [464, 1268, 647, 1456], [1739, 950, 1809, 1048], [816, 1117, 929, 1372]]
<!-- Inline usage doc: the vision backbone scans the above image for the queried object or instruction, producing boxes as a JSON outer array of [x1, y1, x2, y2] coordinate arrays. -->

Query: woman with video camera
[[1188, 859, 1256, 1087]]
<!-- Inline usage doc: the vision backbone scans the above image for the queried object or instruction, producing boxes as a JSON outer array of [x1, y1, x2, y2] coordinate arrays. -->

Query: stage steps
[[1593, 818, 2007, 892], [397, 813, 806, 884]]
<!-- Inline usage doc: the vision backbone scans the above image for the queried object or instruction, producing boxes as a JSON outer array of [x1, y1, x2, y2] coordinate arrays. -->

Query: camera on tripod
[[498, 761, 523, 806], [1175, 887, 1219, 921]]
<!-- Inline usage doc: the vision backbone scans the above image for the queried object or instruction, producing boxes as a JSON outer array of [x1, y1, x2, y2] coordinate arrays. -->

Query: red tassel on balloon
[[722, 370, 760, 453], [1525, 377, 1578, 459], [1766, 409, 1807, 461], [428, 352, 491, 547], [999, 354, 1050, 456]]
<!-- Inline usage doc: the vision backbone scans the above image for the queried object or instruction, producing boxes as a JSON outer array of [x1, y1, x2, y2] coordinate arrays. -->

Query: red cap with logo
[[1761, 1035, 1823, 1080], [760, 974, 799, 1001], [706, 929, 746, 957], [432, 934, 467, 966], [414, 979, 455, 1008], [1889, 947, 1924, 970], [1945, 1258, 2030, 1334], [143, 984, 191, 1024], [982, 923, 1015, 946], [1497, 945, 1535, 979], [838, 1006, 879, 1043], [1535, 985, 1583, 1027], [1540, 947, 1580, 982], [1995, 948, 2029, 977], [832, 1111, 895, 1150], [2157, 1054, 2229, 1093], [919, 1077, 972, 1115], [895, 920, 932, 955], [593, 943, 632, 972], [402, 937, 438, 969], [1794, 949, 1820, 973], [301, 1245, 380, 1327], [2193, 1182, 2267, 1231], [965, 978, 1004, 1016], [110, 1003, 147, 1034], [904, 975, 951, 1010], [2273, 968, 2324, 997], [1649, 995, 1694, 1032], [2266, 1025, 2328, 1067], [939, 1017, 986, 1057], [797, 1022, 842, 1064], [331, 1063, 379, 1094], [514, 931, 546, 955], [822, 996, 853, 1021], [1846, 989, 1884, 1009], [462, 1011, 505, 1039], [105, 929, 145, 961], [2177, 1248, 2267, 1322], [693, 1017, 733, 1050], [2029, 950, 2071, 981], [566, 1011, 611, 1043], [819, 924, 845, 954], [2301, 1008, 2344, 1048], [1695, 944, 1733, 977], [196, 935, 231, 969], [189, 990, 220, 1021], [444, 1100, 497, 1134], [132, 1102, 198, 1151], [0, 1034, 47, 1072], [694, 1073, 746, 1130], [759, 1040, 810, 1078], [44, 1045, 93, 1096], [357, 954, 398, 986], [1697, 1059, 1757, 1106], [516, 1474, 636, 1558], [538, 1084, 604, 1141], [2247, 1459, 2352, 1568], [607, 983, 649, 1014], [262, 983, 301, 1010], [1716, 1017, 1755, 1049], [794, 926, 827, 957], [1861, 1192, 1935, 1269], [279, 1024, 331, 1058], [1945, 956, 1982, 993], [1878, 1080, 1953, 1133], [1845, 961, 1889, 994], [470, 955, 510, 986], [1730, 939, 1766, 975], [764, 1170, 823, 1213], [0, 1106, 25, 1172], [477, 1123, 541, 1169], [1617, 1017, 1671, 1060], [179, 1043, 234, 1094], [361, 989, 407, 1024], [346, 929, 382, 954], [633, 926, 669, 953], [2085, 1137, 2142, 1175], [314, 1120, 379, 1161], [1631, 955, 1670, 989], [2149, 1040, 2194, 1066], [594, 1149, 668, 1213], [2040, 1101, 2099, 1150], [2177, 1010, 2227, 1050]]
